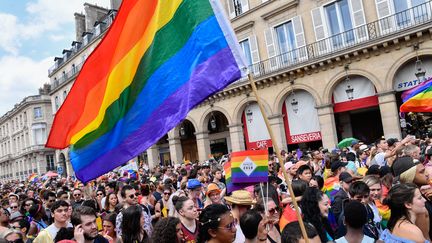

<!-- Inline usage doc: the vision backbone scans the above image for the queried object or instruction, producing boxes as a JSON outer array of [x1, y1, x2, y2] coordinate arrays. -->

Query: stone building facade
[[0, 85, 55, 182], [49, 0, 432, 171]]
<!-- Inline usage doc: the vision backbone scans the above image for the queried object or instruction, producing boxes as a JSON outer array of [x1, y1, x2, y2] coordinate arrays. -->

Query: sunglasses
[[164, 192, 171, 195], [7, 239, 23, 243], [128, 193, 140, 199], [268, 208, 278, 215], [10, 225, 21, 230], [25, 203, 33, 207], [10, 206, 18, 209], [97, 193, 104, 196], [218, 221, 236, 231], [73, 194, 81, 197], [48, 199, 56, 203]]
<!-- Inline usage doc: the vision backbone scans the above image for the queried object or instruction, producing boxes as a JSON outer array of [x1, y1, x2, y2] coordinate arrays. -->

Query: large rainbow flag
[[400, 78, 432, 112], [231, 150, 268, 183], [46, 0, 247, 182], [223, 159, 256, 193]]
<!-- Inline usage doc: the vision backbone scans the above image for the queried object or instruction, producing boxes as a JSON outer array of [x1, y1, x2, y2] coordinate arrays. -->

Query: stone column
[[268, 114, 288, 152], [195, 131, 211, 162], [378, 91, 402, 139], [316, 104, 338, 149], [228, 123, 245, 152], [146, 145, 160, 169], [168, 136, 183, 165]]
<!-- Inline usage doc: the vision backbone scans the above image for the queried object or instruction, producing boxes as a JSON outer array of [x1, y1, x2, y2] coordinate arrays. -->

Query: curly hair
[[151, 217, 181, 243], [197, 204, 230, 243], [300, 187, 333, 242]]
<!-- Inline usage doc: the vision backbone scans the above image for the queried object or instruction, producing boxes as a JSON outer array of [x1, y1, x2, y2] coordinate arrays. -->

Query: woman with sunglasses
[[198, 204, 236, 243], [173, 195, 199, 243], [155, 185, 172, 220], [152, 217, 184, 243], [20, 198, 37, 216], [95, 188, 105, 212], [255, 197, 281, 243]]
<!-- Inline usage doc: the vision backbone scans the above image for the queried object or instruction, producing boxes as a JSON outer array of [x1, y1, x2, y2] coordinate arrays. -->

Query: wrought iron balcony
[[238, 1, 432, 82]]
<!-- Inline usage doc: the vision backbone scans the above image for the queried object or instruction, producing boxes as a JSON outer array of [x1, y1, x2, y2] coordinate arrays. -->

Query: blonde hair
[[363, 175, 381, 188]]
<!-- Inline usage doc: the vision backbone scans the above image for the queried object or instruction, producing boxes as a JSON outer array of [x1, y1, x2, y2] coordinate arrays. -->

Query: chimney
[[110, 0, 122, 10], [74, 13, 86, 42], [84, 3, 109, 32]]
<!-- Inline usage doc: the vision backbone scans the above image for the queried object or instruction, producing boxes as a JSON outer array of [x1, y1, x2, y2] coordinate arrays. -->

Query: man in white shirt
[[34, 200, 72, 243]]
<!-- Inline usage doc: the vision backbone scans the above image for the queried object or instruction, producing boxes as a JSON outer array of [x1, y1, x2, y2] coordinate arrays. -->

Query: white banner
[[393, 57, 432, 91], [333, 76, 375, 103], [285, 90, 321, 143], [244, 103, 270, 143]]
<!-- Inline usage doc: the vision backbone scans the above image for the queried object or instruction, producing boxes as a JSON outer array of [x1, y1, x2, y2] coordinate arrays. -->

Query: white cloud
[[0, 13, 21, 55], [0, 55, 52, 115]]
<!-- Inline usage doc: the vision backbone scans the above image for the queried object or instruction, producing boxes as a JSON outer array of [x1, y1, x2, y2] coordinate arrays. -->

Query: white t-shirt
[[374, 152, 386, 167], [46, 222, 73, 240], [336, 235, 375, 243], [233, 224, 245, 243]]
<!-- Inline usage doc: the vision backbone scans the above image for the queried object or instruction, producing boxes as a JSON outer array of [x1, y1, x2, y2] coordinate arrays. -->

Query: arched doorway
[[333, 75, 383, 143], [180, 120, 198, 162], [242, 102, 272, 150], [59, 153, 67, 177], [156, 134, 171, 166], [207, 111, 230, 160], [282, 90, 323, 150], [393, 55, 432, 138]]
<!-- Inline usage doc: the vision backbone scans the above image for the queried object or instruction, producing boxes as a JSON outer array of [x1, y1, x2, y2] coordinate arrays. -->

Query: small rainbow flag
[[400, 78, 432, 112], [28, 173, 39, 183], [322, 176, 341, 202], [223, 159, 255, 193], [231, 150, 268, 183], [376, 199, 390, 228], [279, 204, 299, 232], [45, 0, 247, 182]]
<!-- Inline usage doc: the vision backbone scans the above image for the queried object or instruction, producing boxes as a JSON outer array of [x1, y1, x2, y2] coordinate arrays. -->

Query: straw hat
[[224, 190, 253, 205]]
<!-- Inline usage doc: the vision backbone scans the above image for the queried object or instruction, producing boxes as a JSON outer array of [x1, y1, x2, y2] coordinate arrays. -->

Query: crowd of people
[[0, 134, 431, 243]]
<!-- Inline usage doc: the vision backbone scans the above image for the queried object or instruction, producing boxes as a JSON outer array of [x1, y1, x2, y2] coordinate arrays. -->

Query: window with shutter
[[311, 7, 329, 54], [324, 0, 355, 48], [291, 16, 308, 62], [264, 28, 278, 70], [249, 35, 261, 75], [274, 21, 297, 66], [349, 0, 368, 41], [375, 0, 395, 34]]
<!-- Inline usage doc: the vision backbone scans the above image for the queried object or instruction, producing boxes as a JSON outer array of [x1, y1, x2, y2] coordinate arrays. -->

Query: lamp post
[[344, 64, 354, 101], [210, 114, 217, 130], [291, 98, 299, 113], [180, 126, 185, 136], [414, 43, 426, 82], [246, 109, 253, 123]]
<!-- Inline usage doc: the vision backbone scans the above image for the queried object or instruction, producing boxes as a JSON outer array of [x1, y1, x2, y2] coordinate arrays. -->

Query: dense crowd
[[0, 135, 432, 243]]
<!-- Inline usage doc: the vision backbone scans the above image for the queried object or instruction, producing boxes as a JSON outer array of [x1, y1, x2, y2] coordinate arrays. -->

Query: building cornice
[[261, 0, 299, 20]]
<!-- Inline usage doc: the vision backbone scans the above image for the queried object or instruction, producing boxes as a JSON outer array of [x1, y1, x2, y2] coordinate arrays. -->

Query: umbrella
[[44, 171, 59, 177], [337, 137, 358, 149]]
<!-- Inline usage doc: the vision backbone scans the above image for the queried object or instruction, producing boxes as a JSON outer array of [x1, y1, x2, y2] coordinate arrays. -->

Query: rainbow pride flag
[[400, 78, 432, 112], [231, 150, 268, 183], [322, 176, 341, 202], [28, 173, 39, 183], [376, 199, 390, 228], [46, 0, 247, 182], [223, 159, 255, 193]]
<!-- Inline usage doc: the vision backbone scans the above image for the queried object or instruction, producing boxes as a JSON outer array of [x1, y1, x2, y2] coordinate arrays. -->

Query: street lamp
[[344, 64, 354, 101], [291, 98, 299, 113], [246, 109, 253, 123], [180, 126, 186, 136], [210, 113, 217, 130], [414, 43, 426, 82]]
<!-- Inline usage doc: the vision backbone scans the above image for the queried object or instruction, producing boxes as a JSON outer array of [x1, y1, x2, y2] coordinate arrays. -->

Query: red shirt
[[181, 221, 199, 243]]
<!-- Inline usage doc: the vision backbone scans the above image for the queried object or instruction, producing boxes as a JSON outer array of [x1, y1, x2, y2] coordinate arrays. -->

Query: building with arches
[[140, 0, 432, 168], [46, 0, 432, 171]]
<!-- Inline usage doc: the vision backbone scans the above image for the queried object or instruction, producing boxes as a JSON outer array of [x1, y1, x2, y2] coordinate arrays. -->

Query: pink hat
[[284, 162, 294, 170]]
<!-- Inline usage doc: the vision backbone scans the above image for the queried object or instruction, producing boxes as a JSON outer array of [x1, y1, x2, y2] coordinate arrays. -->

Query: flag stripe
[[72, 47, 240, 181], [72, 15, 223, 161], [400, 86, 432, 112], [401, 78, 432, 102], [47, 0, 157, 148], [70, 0, 204, 145], [72, 0, 214, 149], [231, 155, 268, 162], [231, 161, 268, 167], [231, 166, 269, 173]]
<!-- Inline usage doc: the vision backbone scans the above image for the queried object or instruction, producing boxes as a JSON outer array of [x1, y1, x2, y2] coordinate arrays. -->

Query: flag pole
[[247, 73, 310, 243]]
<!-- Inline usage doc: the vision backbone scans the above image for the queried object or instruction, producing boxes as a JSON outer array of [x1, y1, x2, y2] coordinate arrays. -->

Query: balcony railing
[[241, 1, 432, 82], [48, 11, 117, 76], [52, 61, 84, 89]]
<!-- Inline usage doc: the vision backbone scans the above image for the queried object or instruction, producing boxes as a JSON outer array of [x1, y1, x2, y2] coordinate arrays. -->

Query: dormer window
[[71, 41, 82, 52], [94, 21, 106, 36], [82, 32, 93, 45], [62, 49, 72, 61], [54, 57, 63, 68]]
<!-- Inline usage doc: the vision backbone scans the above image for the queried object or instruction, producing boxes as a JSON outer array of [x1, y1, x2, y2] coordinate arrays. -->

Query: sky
[[0, 0, 111, 116]]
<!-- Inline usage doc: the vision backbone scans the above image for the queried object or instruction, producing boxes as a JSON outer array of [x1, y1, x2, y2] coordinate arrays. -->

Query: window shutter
[[311, 7, 328, 54], [264, 28, 278, 70], [240, 0, 249, 12], [291, 16, 308, 62], [375, 0, 394, 34], [250, 35, 261, 75], [349, 0, 368, 41], [227, 0, 235, 19]]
